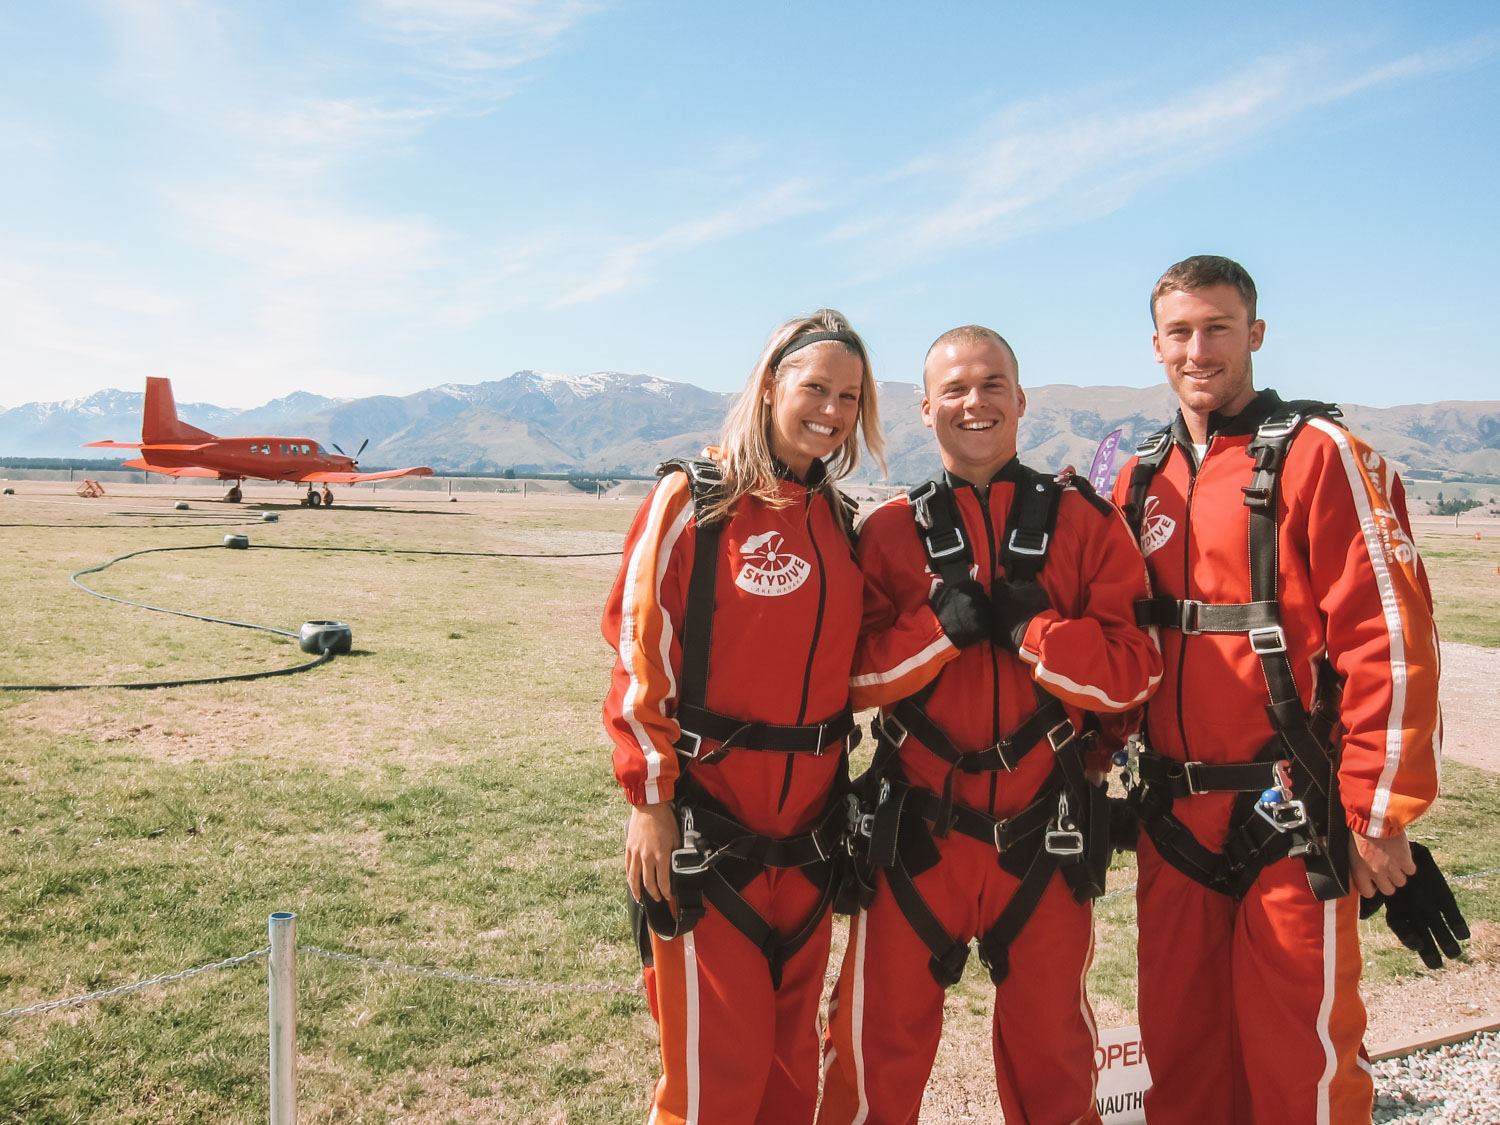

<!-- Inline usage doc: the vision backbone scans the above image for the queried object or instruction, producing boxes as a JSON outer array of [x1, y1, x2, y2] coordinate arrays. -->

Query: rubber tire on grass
[[299, 621, 352, 655], [223, 534, 250, 550]]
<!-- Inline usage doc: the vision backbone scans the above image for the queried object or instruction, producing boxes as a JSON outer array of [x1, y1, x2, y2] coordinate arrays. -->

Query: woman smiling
[[602, 309, 882, 1124]]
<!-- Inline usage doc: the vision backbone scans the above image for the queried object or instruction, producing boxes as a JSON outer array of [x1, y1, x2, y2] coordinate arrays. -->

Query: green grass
[[0, 493, 1496, 1122], [0, 493, 653, 1124], [1416, 529, 1500, 647]]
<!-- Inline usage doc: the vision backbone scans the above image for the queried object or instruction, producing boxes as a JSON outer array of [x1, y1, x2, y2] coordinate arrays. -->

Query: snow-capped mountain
[[4, 371, 1499, 481]]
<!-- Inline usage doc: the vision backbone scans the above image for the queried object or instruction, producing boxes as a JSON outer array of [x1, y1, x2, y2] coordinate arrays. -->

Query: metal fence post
[[268, 912, 297, 1125]]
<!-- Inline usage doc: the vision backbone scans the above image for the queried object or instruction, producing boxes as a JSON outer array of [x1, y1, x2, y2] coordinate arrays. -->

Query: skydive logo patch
[[1140, 496, 1176, 559], [735, 531, 811, 596]]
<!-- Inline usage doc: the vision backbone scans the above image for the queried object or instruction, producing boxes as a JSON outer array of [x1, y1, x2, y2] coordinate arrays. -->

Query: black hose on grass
[[1, 539, 623, 693]]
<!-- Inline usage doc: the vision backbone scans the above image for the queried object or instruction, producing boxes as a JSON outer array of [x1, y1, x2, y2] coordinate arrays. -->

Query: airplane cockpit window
[[302, 444, 311, 455]]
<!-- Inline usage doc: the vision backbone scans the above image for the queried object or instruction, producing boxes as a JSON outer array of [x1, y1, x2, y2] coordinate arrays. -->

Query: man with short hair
[[1112, 254, 1453, 1123], [817, 327, 1161, 1125]]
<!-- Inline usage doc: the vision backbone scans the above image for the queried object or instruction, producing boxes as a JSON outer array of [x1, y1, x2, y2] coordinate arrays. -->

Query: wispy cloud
[[365, 0, 599, 82], [840, 37, 1500, 276], [552, 179, 825, 306]]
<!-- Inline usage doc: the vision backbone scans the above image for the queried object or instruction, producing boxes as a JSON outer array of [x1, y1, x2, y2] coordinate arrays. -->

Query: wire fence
[[0, 947, 271, 1021], [7, 863, 1495, 1021]]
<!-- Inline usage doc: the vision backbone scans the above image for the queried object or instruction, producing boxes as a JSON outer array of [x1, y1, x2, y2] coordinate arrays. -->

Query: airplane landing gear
[[224, 484, 243, 503], [304, 486, 321, 507]]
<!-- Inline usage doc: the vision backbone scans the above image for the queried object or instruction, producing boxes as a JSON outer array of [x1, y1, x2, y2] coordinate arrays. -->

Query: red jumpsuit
[[818, 461, 1161, 1125], [1110, 391, 1442, 1125], [602, 460, 862, 1125]]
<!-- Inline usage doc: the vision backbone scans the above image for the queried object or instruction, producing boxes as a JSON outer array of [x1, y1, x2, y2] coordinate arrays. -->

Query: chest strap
[[673, 704, 857, 762]]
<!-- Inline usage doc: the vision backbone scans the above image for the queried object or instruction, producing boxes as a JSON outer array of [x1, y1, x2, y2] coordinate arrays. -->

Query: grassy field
[[1, 487, 1496, 1123]]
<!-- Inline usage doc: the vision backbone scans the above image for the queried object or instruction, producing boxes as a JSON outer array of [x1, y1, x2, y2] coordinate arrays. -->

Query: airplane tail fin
[[143, 377, 217, 445]]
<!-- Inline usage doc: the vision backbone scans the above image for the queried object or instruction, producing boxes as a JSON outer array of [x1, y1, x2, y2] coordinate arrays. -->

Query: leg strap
[[637, 792, 843, 989]]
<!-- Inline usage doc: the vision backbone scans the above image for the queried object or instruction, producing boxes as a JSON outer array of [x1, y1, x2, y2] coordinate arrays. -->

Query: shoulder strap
[[907, 478, 973, 590], [1121, 427, 1175, 538], [833, 487, 860, 544], [1239, 403, 1343, 797], [1001, 466, 1064, 583], [657, 458, 727, 710]]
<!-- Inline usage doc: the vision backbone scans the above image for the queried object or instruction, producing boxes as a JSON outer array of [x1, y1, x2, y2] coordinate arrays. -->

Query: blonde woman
[[603, 310, 883, 1124]]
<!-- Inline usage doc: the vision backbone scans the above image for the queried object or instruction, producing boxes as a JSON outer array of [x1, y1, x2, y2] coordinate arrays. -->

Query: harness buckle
[[1257, 413, 1303, 440], [1254, 795, 1309, 833], [1248, 625, 1288, 655], [1045, 719, 1076, 753], [1007, 528, 1049, 557], [925, 525, 967, 560], [676, 728, 704, 759], [1045, 792, 1085, 856], [909, 480, 939, 530], [1177, 761, 1210, 795], [879, 713, 909, 747], [992, 817, 1013, 853], [671, 815, 713, 875], [1178, 600, 1204, 635]]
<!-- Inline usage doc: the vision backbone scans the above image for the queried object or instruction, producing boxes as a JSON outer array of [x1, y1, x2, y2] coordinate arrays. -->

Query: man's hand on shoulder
[[930, 578, 991, 648]]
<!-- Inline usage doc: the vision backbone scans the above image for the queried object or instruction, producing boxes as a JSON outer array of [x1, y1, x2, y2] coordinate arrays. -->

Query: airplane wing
[[85, 440, 214, 451], [295, 466, 435, 484], [121, 458, 221, 478]]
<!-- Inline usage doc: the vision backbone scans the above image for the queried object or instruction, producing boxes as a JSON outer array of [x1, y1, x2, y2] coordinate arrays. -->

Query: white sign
[[1094, 1025, 1151, 1124]]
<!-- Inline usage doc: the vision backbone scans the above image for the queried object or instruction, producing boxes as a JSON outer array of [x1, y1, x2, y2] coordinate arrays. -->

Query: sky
[[0, 1, 1496, 411]]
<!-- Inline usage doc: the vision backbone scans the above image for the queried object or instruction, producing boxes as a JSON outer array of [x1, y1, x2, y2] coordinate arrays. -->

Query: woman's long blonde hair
[[700, 309, 885, 525]]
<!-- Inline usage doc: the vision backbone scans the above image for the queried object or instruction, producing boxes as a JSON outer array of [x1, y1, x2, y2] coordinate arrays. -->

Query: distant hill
[[4, 372, 1498, 484]]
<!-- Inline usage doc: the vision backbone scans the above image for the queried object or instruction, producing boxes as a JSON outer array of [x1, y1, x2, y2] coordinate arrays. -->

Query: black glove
[[1107, 796, 1140, 853], [991, 577, 1051, 652], [1358, 842, 1470, 969], [930, 578, 990, 648]]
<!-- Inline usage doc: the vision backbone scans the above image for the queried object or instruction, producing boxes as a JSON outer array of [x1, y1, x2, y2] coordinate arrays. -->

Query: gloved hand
[[930, 578, 990, 648], [991, 577, 1051, 652], [1358, 842, 1470, 969], [1107, 796, 1140, 853]]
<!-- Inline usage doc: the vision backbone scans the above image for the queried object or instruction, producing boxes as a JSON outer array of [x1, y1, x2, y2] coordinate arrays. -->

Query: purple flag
[[1087, 429, 1124, 492]]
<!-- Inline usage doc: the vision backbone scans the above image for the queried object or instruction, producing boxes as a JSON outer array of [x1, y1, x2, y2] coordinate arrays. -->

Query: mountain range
[[4, 372, 1498, 483]]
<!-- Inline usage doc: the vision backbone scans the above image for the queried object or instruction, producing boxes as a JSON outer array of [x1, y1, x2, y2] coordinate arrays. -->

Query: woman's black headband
[[774, 330, 860, 369]]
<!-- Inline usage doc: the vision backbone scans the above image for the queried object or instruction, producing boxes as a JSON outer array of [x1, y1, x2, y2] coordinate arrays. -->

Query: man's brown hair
[[1150, 255, 1258, 324]]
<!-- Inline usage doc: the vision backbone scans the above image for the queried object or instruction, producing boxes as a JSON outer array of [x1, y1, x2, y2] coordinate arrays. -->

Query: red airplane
[[85, 377, 433, 505]]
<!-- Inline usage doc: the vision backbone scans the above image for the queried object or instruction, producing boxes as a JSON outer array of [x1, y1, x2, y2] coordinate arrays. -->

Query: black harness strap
[[1123, 404, 1352, 901], [643, 458, 864, 978], [853, 467, 1107, 987], [659, 456, 859, 759], [637, 784, 848, 988]]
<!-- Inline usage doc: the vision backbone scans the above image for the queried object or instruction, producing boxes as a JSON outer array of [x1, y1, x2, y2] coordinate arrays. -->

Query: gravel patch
[[1371, 1030, 1499, 1124]]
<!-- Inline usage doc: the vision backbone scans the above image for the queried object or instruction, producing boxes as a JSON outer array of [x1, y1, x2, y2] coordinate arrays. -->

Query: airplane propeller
[[331, 438, 369, 464]]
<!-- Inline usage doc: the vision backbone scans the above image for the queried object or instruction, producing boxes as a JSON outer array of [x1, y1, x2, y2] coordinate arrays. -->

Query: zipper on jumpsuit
[[777, 488, 830, 813], [975, 484, 1003, 816]]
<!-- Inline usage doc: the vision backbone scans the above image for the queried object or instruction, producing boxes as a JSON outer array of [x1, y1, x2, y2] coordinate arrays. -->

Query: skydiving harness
[[845, 466, 1112, 988], [1120, 401, 1352, 902], [632, 457, 862, 988]]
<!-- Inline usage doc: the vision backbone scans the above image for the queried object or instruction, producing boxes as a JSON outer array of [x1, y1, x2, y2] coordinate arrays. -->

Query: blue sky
[[1, 1, 1496, 410]]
